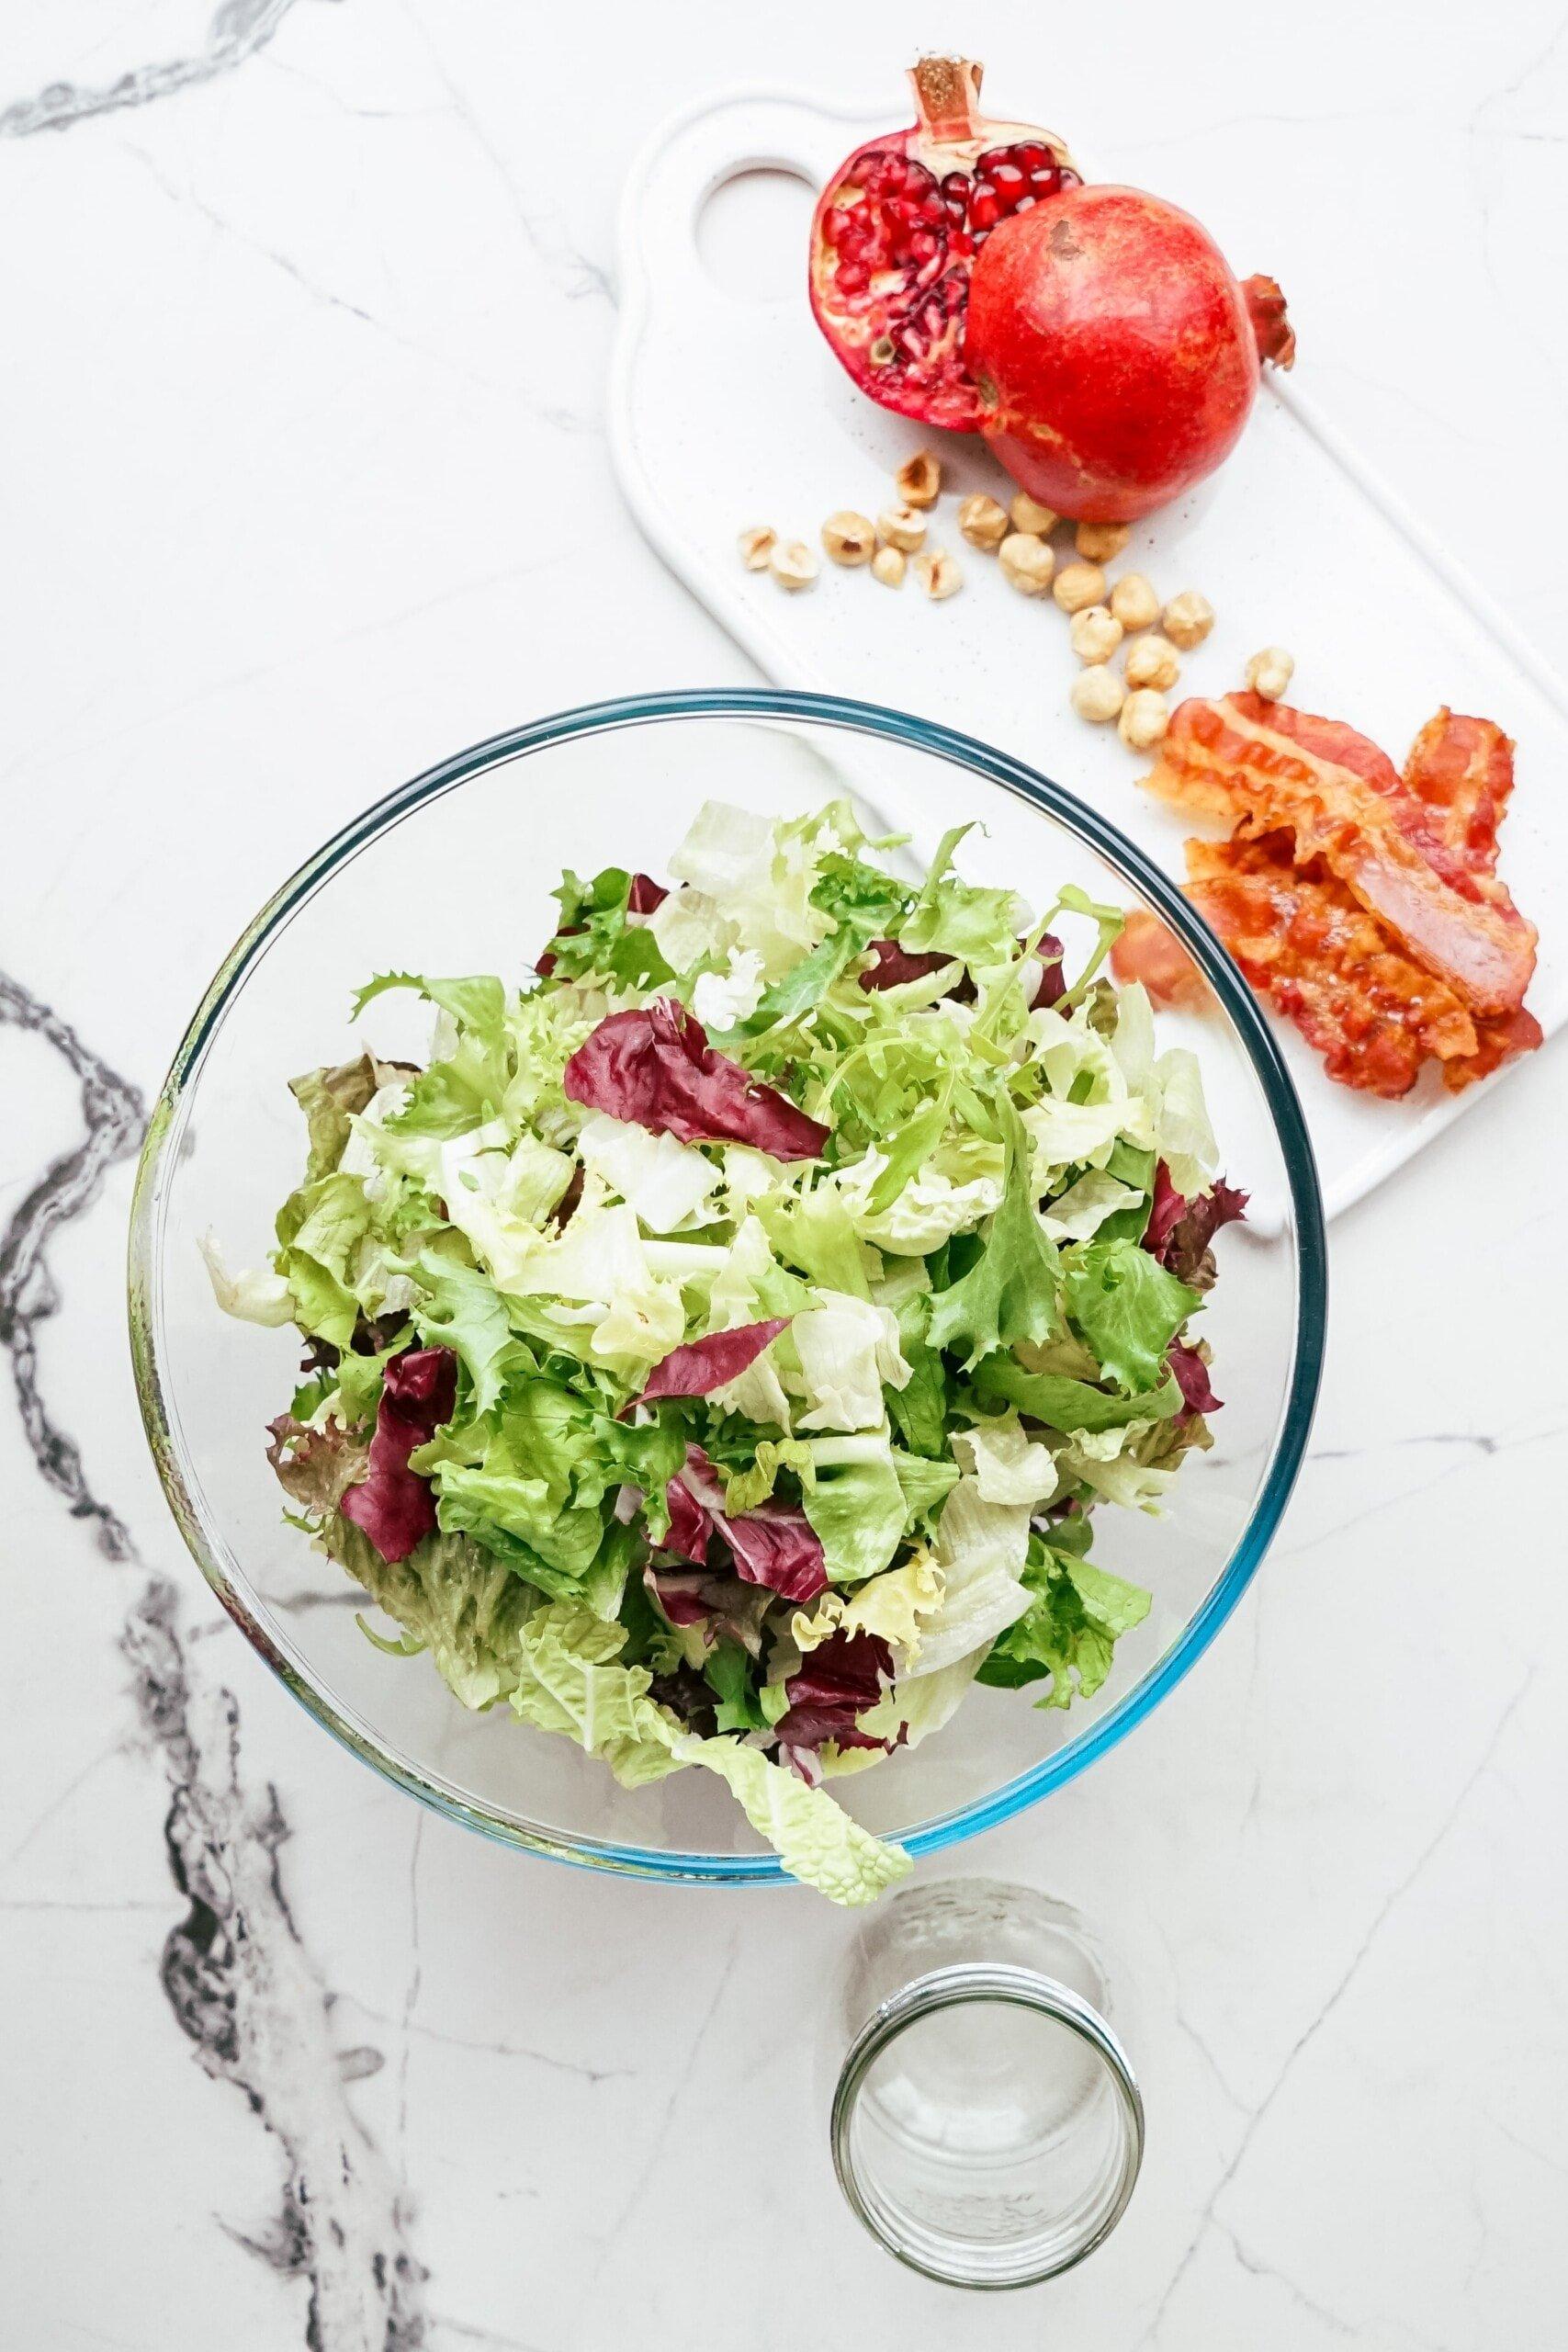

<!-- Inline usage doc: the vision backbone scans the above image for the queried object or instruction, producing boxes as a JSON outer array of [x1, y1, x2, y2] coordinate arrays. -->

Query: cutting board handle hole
[[694, 164, 816, 304]]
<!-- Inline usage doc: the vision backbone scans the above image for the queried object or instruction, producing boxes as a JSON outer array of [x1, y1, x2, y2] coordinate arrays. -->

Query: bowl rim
[[128, 686, 1327, 1885]]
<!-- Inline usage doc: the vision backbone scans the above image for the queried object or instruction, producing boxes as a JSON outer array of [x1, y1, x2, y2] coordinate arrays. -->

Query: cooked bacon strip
[[1109, 909, 1208, 1010], [1438, 1003, 1544, 1093], [1399, 708, 1514, 879], [1184, 831, 1480, 1098], [1146, 695, 1537, 1018]]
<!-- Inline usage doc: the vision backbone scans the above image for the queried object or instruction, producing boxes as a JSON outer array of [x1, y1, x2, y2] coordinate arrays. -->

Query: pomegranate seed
[[968, 189, 1000, 232], [989, 162, 1025, 197], [1015, 142, 1049, 171]]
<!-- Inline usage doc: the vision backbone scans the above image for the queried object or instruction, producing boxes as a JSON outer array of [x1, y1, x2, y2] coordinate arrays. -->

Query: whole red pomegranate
[[809, 56, 1081, 430], [966, 185, 1294, 521]]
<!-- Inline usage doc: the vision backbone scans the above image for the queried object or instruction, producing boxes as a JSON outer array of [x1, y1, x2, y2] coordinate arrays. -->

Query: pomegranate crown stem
[[908, 54, 984, 143]]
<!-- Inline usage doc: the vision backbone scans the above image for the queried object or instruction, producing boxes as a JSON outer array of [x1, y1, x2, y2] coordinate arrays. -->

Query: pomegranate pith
[[966, 185, 1294, 522], [809, 57, 1078, 431]]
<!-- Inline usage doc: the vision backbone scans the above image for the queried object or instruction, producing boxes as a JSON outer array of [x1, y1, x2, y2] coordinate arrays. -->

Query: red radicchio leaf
[[648, 1666, 717, 1735], [1144, 1159, 1186, 1259], [635, 1319, 789, 1407], [644, 1568, 714, 1626], [644, 1566, 774, 1656], [660, 1476, 714, 1566], [773, 1630, 894, 1762], [1168, 1339, 1222, 1417], [1031, 933, 1066, 1009], [338, 1346, 457, 1564], [659, 1445, 827, 1600], [564, 1000, 828, 1159], [858, 939, 956, 991], [859, 937, 980, 1003], [722, 1503, 828, 1603], [1144, 1161, 1248, 1283]]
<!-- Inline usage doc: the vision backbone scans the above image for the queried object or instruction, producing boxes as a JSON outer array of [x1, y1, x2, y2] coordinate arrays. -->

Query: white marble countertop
[[5, 6, 1567, 2347]]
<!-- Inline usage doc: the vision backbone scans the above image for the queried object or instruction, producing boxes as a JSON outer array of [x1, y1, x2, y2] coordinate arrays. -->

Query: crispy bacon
[[1399, 708, 1514, 879], [1147, 695, 1537, 1018], [1184, 832, 1481, 1098], [1439, 1003, 1544, 1093], [1109, 909, 1208, 1009]]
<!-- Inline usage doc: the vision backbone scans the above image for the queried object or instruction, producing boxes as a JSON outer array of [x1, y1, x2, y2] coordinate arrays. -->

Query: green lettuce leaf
[[800, 1433, 908, 1584], [977, 1542, 1150, 1709], [927, 1094, 1060, 1373], [969, 1352, 1181, 1434], [323, 1516, 537, 1711], [275, 1171, 373, 1351], [899, 824, 1021, 963], [288, 1051, 387, 1182], [543, 867, 674, 991], [705, 1639, 766, 1734], [407, 1246, 519, 1417], [886, 1290, 951, 1458], [1063, 1238, 1201, 1395]]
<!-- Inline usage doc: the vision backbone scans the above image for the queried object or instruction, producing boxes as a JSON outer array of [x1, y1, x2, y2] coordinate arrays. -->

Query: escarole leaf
[[510, 1602, 908, 1903]]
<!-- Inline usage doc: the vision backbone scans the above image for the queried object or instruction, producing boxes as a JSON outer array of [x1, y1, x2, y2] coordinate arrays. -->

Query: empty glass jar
[[825, 1877, 1144, 2287]]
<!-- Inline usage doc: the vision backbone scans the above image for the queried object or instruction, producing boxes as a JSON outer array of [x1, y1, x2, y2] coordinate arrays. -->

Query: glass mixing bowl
[[129, 690, 1325, 1886]]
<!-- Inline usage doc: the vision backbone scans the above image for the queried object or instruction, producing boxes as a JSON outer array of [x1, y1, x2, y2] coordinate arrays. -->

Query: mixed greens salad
[[206, 800, 1244, 1903]]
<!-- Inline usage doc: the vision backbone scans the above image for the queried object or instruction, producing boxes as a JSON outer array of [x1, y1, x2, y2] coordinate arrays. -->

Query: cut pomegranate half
[[808, 56, 1079, 432]]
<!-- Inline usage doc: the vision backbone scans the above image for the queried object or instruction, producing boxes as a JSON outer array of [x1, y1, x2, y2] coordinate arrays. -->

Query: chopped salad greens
[[208, 800, 1245, 1903]]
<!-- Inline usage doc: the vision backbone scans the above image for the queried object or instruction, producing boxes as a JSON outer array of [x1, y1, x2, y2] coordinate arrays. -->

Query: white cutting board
[[609, 87, 1568, 1220]]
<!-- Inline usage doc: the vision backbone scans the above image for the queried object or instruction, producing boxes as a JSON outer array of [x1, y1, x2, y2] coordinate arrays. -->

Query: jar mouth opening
[[829, 1962, 1145, 2289]]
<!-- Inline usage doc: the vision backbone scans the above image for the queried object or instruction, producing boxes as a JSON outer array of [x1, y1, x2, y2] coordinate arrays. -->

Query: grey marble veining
[[0, 0, 309, 139], [0, 971, 428, 2346]]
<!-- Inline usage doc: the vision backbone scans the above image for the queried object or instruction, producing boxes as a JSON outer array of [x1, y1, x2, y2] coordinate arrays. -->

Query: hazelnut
[[821, 510, 875, 566], [877, 503, 927, 553], [1162, 591, 1214, 651], [1245, 645, 1295, 700], [1069, 605, 1123, 665], [1009, 491, 1059, 535], [1108, 572, 1160, 632], [1119, 688, 1170, 751], [1124, 633, 1181, 693], [1076, 520, 1131, 563], [998, 533, 1055, 595], [739, 525, 776, 571], [914, 547, 963, 600], [1053, 560, 1107, 615], [871, 544, 906, 588], [958, 493, 1010, 550], [1071, 666, 1126, 724], [769, 538, 818, 591], [894, 449, 942, 508]]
